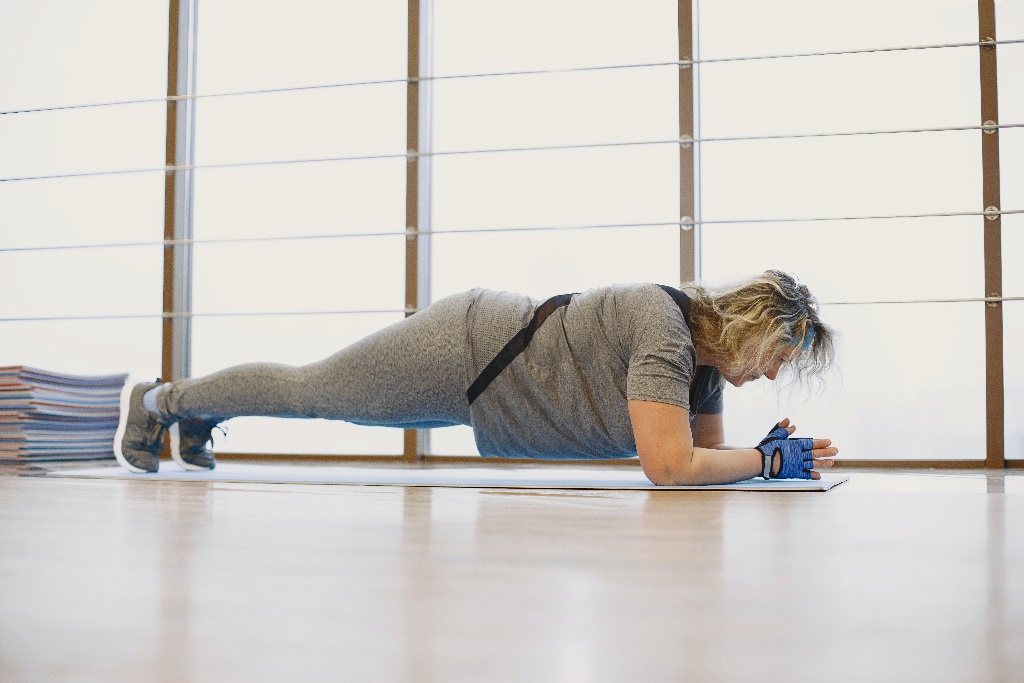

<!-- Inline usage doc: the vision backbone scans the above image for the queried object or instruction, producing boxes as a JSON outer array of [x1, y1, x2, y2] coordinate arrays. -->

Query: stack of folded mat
[[0, 366, 128, 461]]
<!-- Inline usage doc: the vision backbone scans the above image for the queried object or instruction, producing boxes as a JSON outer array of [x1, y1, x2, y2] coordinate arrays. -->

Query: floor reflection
[[155, 482, 211, 683], [30, 468, 1015, 682], [837, 471, 989, 493]]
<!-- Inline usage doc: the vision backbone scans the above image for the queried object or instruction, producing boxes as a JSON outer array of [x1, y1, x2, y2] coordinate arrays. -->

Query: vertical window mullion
[[162, 0, 198, 383], [978, 0, 1005, 469], [405, 0, 433, 460], [679, 0, 697, 284]]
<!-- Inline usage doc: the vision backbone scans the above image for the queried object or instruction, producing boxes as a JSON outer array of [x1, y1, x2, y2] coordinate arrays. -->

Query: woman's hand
[[766, 417, 839, 480]]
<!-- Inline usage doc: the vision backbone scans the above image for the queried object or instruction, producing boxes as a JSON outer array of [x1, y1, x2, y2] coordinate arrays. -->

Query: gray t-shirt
[[465, 283, 723, 460]]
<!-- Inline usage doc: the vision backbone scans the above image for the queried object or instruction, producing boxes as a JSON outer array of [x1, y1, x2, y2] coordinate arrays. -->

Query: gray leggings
[[157, 292, 474, 429]]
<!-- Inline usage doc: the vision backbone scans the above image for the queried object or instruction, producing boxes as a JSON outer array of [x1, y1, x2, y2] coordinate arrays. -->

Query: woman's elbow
[[640, 452, 697, 486]]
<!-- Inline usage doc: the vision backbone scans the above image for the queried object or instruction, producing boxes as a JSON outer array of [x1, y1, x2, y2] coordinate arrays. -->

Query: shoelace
[[198, 421, 228, 449]]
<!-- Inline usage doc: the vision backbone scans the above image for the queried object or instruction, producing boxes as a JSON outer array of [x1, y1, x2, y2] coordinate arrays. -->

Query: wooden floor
[[1, 463, 1022, 682]]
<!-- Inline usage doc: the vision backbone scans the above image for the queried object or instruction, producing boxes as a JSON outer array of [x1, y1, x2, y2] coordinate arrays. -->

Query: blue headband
[[786, 325, 814, 351], [798, 326, 815, 351]]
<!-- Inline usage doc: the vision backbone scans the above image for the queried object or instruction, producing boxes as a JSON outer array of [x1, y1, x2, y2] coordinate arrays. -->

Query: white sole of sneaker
[[113, 380, 152, 474], [169, 422, 215, 471]]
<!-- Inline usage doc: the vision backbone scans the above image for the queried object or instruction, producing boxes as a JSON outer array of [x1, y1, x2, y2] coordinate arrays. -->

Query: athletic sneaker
[[169, 417, 222, 471], [114, 379, 168, 473]]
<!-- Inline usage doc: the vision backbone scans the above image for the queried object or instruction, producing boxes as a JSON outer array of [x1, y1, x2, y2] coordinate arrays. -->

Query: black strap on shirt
[[466, 292, 575, 406], [655, 284, 692, 320], [465, 285, 710, 410], [655, 285, 709, 411]]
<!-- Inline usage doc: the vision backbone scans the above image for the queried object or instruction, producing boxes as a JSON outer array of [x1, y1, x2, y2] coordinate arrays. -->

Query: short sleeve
[[692, 367, 724, 415], [617, 285, 696, 410]]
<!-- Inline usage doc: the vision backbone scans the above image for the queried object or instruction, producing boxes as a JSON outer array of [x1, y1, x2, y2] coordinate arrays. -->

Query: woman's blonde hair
[[684, 270, 836, 390]]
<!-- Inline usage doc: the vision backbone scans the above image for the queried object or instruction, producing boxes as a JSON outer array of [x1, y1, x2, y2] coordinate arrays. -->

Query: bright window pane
[[721, 303, 987, 460], [190, 237, 405, 456], [431, 425, 479, 457], [193, 161, 405, 241], [434, 67, 677, 150], [701, 217, 983, 303], [1002, 131, 1024, 303], [434, 0, 676, 75], [0, 2, 165, 178], [1005, 193, 1024, 301], [1007, 302, 1024, 460], [1004, 133, 1022, 460], [0, 0, 166, 380], [1002, 31, 1024, 206], [1001, 24, 1023, 459], [0, 320, 161, 379], [431, 1, 677, 455], [698, 1, 988, 460], [0, 0, 167, 109], [197, 0, 406, 92], [700, 131, 981, 223], [0, 175, 164, 249], [996, 9, 1024, 124], [433, 147, 677, 238], [192, 238, 404, 315], [699, 49, 979, 138], [195, 85, 406, 167], [0, 104, 165, 180], [431, 224, 680, 457], [698, 0, 977, 59], [0, 246, 162, 319], [192, 1, 406, 456], [432, 226, 679, 301]]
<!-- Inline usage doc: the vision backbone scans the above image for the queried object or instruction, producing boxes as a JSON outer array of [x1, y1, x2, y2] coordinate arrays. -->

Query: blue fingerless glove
[[756, 434, 815, 480], [758, 422, 790, 446]]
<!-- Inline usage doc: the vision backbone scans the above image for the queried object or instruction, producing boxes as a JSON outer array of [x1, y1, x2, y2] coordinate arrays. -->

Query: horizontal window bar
[[3, 299, 1023, 324], [4, 38, 1022, 116], [0, 221, 680, 253], [0, 309, 413, 323], [2, 122, 1021, 184], [820, 297, 1024, 306], [3, 210, 1022, 254], [683, 208, 1024, 226]]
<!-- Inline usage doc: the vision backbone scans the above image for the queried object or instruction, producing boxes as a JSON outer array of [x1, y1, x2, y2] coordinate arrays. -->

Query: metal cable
[[698, 122, 1024, 144], [4, 296, 1023, 324], [0, 309, 414, 323], [4, 37, 1022, 117], [0, 138, 677, 182], [821, 296, 1024, 306], [683, 208, 1024, 226], [3, 121, 1022, 184], [3, 209, 1022, 255], [0, 62, 680, 116], [0, 221, 682, 254], [695, 37, 1024, 64], [0, 153, 410, 183]]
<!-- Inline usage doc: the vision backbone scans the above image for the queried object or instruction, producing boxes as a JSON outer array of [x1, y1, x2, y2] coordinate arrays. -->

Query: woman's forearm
[[690, 447, 763, 484], [630, 400, 770, 486], [663, 447, 762, 486]]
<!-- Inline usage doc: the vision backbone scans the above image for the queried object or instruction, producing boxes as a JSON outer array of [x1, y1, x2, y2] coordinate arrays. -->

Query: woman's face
[[722, 344, 799, 387]]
